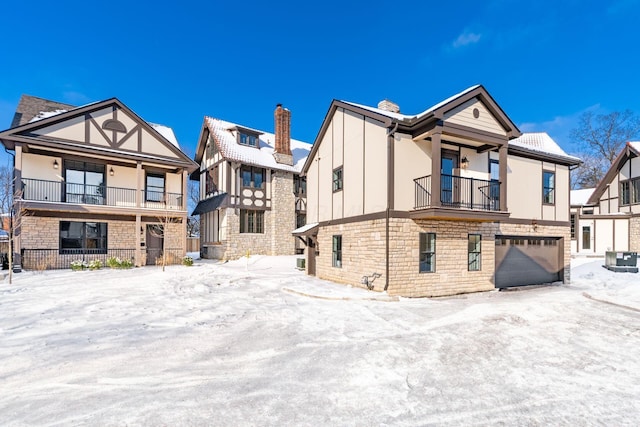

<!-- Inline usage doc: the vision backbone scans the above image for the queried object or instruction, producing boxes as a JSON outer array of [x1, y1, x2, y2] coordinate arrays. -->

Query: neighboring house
[[0, 95, 199, 269], [571, 141, 640, 255], [191, 105, 310, 260], [295, 85, 581, 297]]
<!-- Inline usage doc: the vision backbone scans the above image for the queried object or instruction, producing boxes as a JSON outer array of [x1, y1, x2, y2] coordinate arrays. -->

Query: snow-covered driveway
[[1, 256, 639, 426]]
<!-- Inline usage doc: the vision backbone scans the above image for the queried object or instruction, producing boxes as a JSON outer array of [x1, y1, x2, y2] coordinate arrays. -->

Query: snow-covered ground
[[1, 256, 639, 426]]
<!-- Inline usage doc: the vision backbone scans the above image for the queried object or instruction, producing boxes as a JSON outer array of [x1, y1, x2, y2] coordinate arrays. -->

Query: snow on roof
[[340, 85, 482, 122], [571, 188, 595, 206], [28, 109, 68, 123], [292, 222, 319, 235], [149, 122, 180, 148], [205, 117, 311, 173], [26, 107, 180, 149], [629, 141, 640, 152], [509, 132, 581, 162], [340, 101, 413, 121]]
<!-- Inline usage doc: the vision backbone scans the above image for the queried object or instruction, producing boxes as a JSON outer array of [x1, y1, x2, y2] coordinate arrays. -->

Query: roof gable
[[587, 142, 640, 204], [0, 98, 198, 171], [302, 85, 521, 174], [193, 116, 311, 174]]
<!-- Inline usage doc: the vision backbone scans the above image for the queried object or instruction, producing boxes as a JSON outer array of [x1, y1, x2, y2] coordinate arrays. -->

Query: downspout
[[384, 121, 399, 291]]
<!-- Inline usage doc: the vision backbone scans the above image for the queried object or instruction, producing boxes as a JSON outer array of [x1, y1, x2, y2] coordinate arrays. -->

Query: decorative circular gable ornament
[[473, 108, 480, 119]]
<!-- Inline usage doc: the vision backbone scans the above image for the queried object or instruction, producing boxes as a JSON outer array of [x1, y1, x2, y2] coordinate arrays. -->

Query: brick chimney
[[273, 104, 293, 165], [378, 99, 400, 113]]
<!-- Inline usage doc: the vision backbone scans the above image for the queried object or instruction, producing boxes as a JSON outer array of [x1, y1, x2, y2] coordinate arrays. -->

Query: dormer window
[[239, 133, 258, 147]]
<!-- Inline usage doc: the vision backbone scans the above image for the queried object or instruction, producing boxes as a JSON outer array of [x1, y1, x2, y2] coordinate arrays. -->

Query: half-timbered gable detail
[[571, 142, 640, 255], [0, 95, 199, 270], [297, 85, 581, 297], [191, 105, 311, 260]]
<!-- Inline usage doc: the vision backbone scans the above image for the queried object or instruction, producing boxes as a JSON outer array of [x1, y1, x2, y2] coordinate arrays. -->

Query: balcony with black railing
[[414, 174, 503, 214], [21, 178, 184, 210]]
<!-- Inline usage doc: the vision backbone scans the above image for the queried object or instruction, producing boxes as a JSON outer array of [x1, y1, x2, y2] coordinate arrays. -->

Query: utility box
[[604, 251, 638, 273], [296, 258, 305, 270]]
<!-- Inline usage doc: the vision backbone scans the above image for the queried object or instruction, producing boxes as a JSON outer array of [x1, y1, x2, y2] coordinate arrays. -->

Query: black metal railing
[[414, 175, 431, 209], [414, 174, 500, 211], [21, 248, 136, 270], [21, 178, 183, 209], [142, 190, 183, 209], [20, 247, 187, 270]]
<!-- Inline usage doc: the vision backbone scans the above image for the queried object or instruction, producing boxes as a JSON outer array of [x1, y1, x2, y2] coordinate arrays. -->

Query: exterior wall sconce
[[109, 167, 114, 176], [53, 159, 59, 169], [461, 156, 469, 169]]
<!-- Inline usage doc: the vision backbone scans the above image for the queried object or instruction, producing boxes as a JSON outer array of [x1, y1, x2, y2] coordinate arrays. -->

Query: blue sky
[[1, 0, 640, 164]]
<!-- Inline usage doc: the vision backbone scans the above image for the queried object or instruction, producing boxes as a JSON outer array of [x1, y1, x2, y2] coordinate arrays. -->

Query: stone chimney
[[377, 99, 400, 113], [273, 104, 293, 166]]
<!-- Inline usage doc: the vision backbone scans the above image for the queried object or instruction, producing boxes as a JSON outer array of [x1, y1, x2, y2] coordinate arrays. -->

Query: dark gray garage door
[[495, 236, 562, 288]]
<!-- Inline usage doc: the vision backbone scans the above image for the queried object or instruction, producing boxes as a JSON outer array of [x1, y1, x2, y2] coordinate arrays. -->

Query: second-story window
[[621, 178, 640, 205], [239, 133, 258, 147], [294, 175, 307, 196], [205, 166, 218, 195], [543, 171, 555, 205], [65, 160, 105, 205], [146, 173, 165, 202], [333, 167, 343, 192], [241, 166, 265, 189]]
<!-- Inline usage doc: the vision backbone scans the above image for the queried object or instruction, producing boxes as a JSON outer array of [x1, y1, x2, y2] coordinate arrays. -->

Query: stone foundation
[[312, 217, 571, 298], [201, 171, 299, 261], [630, 216, 640, 252], [19, 215, 185, 269]]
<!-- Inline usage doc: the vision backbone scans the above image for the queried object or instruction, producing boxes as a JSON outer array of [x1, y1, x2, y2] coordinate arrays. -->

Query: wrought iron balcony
[[414, 174, 500, 211], [21, 178, 184, 210]]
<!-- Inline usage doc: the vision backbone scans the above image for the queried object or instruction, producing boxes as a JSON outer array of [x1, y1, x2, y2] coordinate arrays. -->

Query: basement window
[[419, 232, 436, 273], [332, 235, 342, 268], [468, 234, 481, 271]]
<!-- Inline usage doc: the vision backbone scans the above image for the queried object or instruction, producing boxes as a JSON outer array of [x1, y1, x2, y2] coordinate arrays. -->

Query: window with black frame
[[146, 173, 165, 202], [64, 160, 105, 205], [543, 171, 555, 204], [241, 166, 265, 189], [419, 232, 436, 273], [468, 234, 481, 271], [333, 167, 343, 192], [240, 209, 264, 233], [59, 221, 107, 254], [332, 235, 342, 268]]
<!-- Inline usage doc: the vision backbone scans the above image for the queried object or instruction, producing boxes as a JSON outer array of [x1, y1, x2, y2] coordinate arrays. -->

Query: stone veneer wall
[[389, 219, 499, 297], [21, 215, 138, 249], [270, 170, 296, 256], [205, 171, 297, 260], [313, 218, 572, 298], [629, 216, 640, 252]]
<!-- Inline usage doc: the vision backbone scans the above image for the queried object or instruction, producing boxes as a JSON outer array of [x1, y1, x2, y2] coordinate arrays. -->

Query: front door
[[441, 151, 458, 205], [307, 237, 316, 276], [581, 223, 593, 253], [146, 224, 164, 265]]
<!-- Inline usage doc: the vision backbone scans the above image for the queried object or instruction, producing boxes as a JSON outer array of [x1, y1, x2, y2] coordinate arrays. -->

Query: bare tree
[[570, 153, 607, 190], [187, 179, 199, 237], [0, 165, 23, 284], [570, 110, 640, 188]]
